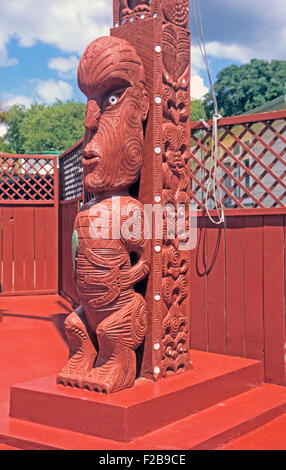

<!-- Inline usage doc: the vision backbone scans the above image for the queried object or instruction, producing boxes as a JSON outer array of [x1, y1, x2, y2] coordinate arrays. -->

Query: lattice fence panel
[[0, 155, 55, 201], [190, 115, 286, 210], [60, 142, 83, 201]]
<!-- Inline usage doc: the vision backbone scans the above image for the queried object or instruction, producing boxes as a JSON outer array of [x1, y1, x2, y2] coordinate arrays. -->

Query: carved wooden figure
[[57, 36, 151, 393], [58, 0, 192, 393]]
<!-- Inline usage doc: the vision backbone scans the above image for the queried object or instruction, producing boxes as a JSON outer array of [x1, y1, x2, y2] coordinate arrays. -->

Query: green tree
[[0, 138, 12, 153], [19, 100, 85, 153], [5, 104, 26, 153], [203, 59, 286, 118], [3, 100, 85, 154], [191, 99, 206, 122]]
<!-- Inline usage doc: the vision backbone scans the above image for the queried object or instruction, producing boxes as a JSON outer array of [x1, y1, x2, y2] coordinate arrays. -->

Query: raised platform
[[0, 350, 286, 449], [7, 350, 263, 443]]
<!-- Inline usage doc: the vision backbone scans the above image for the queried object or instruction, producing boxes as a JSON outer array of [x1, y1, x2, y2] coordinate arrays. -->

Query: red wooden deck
[[0, 295, 285, 450], [0, 110, 285, 449]]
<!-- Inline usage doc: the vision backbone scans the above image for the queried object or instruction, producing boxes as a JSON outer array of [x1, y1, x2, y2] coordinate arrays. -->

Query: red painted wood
[[0, 294, 285, 450], [13, 207, 25, 292], [1, 382, 286, 450], [190, 217, 208, 351], [9, 351, 263, 443], [190, 109, 286, 130], [35, 207, 46, 291], [225, 216, 245, 357], [45, 206, 57, 291], [0, 155, 57, 294], [263, 215, 286, 385], [221, 411, 286, 450], [206, 219, 226, 354], [2, 208, 14, 293], [22, 207, 35, 292], [0, 207, 2, 292], [196, 207, 286, 217], [244, 216, 264, 362]]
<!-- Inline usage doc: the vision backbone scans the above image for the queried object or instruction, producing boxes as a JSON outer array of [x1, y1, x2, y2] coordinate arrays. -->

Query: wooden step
[[0, 383, 285, 450], [8, 350, 263, 442]]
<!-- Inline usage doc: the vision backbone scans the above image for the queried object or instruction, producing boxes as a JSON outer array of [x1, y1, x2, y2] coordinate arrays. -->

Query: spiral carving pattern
[[162, 0, 189, 27], [160, 1, 191, 377]]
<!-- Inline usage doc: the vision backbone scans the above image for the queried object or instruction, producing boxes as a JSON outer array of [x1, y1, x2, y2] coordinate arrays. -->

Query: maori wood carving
[[112, 0, 192, 379], [58, 0, 191, 393], [57, 36, 151, 393]]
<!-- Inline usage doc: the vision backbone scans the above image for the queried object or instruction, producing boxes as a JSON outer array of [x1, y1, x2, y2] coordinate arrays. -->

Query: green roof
[[243, 95, 286, 114]]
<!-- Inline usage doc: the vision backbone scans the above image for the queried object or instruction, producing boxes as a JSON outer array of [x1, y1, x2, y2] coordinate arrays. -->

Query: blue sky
[[0, 0, 285, 117]]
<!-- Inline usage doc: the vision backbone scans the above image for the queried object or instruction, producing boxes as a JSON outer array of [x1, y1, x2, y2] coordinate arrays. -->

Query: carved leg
[[57, 306, 97, 388], [82, 293, 148, 394]]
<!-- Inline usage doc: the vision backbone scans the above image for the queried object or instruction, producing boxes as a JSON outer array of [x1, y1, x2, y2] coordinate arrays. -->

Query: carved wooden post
[[112, 0, 192, 381], [57, 0, 192, 393]]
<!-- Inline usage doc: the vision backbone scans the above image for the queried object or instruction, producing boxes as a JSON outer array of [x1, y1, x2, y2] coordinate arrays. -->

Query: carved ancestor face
[[78, 36, 149, 194]]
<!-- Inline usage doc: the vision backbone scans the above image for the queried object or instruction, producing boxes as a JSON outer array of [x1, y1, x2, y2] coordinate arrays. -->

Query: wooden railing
[[190, 110, 286, 215], [189, 110, 286, 386]]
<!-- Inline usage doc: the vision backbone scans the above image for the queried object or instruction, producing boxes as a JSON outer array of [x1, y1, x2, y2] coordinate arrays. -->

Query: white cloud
[[191, 75, 208, 100], [0, 123, 7, 137], [35, 79, 73, 104], [206, 42, 252, 64], [2, 93, 34, 108], [191, 45, 206, 76], [48, 55, 79, 79], [2, 79, 73, 107], [0, 0, 112, 67]]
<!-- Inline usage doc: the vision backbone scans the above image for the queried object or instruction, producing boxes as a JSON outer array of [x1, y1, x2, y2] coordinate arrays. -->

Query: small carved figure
[[57, 36, 150, 393]]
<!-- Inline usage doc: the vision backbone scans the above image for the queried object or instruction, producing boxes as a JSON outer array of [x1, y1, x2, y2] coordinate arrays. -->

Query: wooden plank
[[225, 216, 245, 357], [22, 207, 35, 292], [61, 204, 68, 295], [189, 216, 208, 351], [0, 207, 2, 292], [35, 207, 46, 291], [206, 219, 226, 354], [244, 216, 264, 362], [263, 215, 286, 385], [196, 208, 286, 218], [45, 206, 57, 291], [2, 207, 14, 292], [13, 207, 25, 292], [190, 110, 286, 130]]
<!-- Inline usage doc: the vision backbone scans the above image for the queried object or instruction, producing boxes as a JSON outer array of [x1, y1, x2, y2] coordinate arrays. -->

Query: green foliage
[[5, 104, 26, 153], [191, 99, 206, 122], [2, 100, 85, 154], [203, 59, 286, 118], [0, 137, 12, 153]]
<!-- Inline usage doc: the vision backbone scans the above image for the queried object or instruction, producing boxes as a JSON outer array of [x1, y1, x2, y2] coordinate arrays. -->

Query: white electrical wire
[[192, 0, 225, 224]]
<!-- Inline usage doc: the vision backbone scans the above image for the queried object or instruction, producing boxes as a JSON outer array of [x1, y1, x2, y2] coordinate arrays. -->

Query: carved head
[[78, 36, 149, 194]]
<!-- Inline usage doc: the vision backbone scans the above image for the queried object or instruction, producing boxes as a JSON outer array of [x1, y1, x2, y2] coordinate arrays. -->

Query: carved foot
[[82, 347, 136, 394], [57, 309, 97, 388]]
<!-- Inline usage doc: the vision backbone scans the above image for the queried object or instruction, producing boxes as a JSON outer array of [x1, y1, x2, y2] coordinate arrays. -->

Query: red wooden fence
[[2, 110, 284, 386], [190, 213, 286, 386], [190, 110, 286, 386], [0, 154, 58, 294]]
